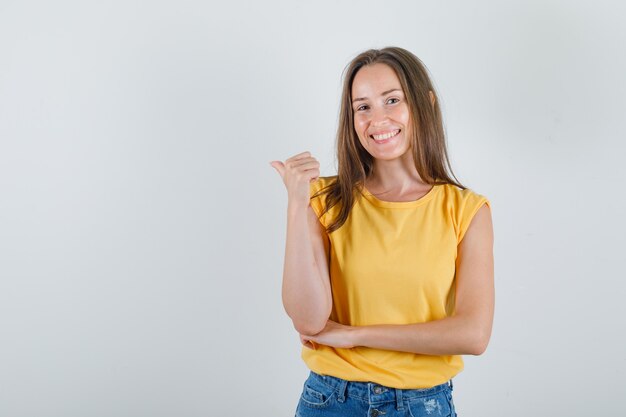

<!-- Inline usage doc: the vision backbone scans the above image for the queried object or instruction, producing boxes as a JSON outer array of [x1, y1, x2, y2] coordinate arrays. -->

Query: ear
[[429, 90, 436, 106]]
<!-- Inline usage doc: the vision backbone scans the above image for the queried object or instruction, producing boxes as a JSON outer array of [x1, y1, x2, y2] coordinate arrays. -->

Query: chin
[[368, 146, 411, 161]]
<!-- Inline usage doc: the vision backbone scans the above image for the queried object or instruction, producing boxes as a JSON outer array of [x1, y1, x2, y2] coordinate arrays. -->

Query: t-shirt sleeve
[[456, 190, 491, 244], [309, 177, 328, 222], [309, 176, 340, 230]]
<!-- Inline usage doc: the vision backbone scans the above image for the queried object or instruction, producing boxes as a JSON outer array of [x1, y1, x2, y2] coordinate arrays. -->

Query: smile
[[370, 129, 401, 143]]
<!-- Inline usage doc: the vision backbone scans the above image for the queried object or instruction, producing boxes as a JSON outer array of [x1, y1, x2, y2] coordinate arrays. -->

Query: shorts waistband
[[308, 370, 453, 405]]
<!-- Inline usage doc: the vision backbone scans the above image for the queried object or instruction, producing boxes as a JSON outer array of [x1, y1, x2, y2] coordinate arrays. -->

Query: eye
[[387, 98, 399, 104], [356, 105, 368, 111]]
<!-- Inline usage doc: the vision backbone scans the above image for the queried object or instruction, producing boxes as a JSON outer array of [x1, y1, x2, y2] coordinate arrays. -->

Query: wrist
[[349, 325, 366, 347], [287, 200, 309, 215]]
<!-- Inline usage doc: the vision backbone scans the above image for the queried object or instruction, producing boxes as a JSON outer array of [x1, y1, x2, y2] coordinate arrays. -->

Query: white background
[[1, 0, 625, 415]]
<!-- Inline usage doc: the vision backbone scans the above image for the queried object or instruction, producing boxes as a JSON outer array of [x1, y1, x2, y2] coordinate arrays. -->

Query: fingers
[[285, 151, 314, 166], [288, 151, 311, 161], [270, 151, 319, 179], [285, 158, 319, 170], [300, 333, 317, 350]]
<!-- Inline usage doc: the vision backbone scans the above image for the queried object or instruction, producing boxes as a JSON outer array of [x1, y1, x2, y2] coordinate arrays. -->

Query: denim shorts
[[295, 370, 457, 417]]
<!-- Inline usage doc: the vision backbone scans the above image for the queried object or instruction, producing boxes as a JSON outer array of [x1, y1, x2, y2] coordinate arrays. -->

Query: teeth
[[371, 129, 400, 140]]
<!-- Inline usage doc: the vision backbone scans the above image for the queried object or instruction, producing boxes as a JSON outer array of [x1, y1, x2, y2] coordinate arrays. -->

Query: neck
[[367, 152, 426, 191]]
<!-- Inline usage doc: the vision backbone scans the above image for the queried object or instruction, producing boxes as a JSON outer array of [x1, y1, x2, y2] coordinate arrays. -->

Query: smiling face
[[351, 63, 412, 162]]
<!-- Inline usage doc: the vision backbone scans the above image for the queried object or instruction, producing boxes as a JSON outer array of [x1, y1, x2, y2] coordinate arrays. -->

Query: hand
[[269, 151, 320, 208], [299, 319, 358, 349], [299, 333, 317, 350]]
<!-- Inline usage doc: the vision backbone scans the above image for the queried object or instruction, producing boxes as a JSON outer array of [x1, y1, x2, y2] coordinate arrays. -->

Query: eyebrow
[[352, 88, 402, 104]]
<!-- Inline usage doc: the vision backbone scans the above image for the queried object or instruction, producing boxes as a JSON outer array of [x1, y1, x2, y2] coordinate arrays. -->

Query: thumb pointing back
[[269, 160, 285, 178]]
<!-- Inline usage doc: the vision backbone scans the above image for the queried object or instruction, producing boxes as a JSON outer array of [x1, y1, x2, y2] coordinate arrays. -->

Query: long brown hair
[[313, 46, 466, 234]]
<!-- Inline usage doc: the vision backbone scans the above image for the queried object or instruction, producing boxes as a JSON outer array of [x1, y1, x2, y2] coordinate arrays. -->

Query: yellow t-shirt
[[302, 175, 491, 389]]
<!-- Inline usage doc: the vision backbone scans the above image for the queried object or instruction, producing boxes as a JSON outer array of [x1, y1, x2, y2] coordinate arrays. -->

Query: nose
[[370, 105, 390, 125]]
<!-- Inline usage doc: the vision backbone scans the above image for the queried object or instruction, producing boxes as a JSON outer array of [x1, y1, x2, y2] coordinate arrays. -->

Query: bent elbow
[[292, 307, 332, 336], [469, 342, 487, 356], [468, 331, 491, 356], [290, 311, 329, 337], [293, 319, 326, 336]]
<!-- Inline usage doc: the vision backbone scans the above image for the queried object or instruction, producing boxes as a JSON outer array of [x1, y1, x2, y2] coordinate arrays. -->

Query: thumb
[[269, 160, 285, 178]]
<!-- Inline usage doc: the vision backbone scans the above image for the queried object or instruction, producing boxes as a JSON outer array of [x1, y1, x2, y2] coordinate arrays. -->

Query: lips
[[370, 129, 401, 142]]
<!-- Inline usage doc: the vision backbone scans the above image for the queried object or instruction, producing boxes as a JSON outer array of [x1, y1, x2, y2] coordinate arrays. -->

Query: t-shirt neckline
[[360, 183, 441, 208]]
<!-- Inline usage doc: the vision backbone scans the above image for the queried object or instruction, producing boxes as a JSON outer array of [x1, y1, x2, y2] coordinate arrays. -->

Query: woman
[[270, 46, 494, 417]]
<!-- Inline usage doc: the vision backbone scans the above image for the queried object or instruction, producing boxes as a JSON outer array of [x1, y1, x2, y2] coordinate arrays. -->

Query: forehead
[[351, 63, 402, 95]]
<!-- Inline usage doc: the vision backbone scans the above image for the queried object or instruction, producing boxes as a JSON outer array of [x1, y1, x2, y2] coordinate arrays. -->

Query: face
[[351, 63, 412, 162]]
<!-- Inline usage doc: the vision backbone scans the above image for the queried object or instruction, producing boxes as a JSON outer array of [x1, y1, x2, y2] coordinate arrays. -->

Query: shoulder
[[438, 183, 491, 244], [310, 175, 339, 195], [438, 183, 489, 206], [309, 175, 339, 220]]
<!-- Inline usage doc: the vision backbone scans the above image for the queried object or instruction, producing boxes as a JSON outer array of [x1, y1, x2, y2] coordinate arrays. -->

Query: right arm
[[270, 151, 332, 336], [281, 202, 332, 336]]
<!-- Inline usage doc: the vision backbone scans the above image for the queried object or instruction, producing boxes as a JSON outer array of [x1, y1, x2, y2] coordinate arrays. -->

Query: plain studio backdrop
[[1, 0, 625, 416]]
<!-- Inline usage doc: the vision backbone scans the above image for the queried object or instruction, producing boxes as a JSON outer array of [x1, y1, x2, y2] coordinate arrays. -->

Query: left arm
[[301, 203, 494, 356]]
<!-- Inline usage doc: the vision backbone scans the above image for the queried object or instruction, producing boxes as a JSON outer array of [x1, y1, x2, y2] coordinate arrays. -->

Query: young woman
[[270, 46, 494, 417]]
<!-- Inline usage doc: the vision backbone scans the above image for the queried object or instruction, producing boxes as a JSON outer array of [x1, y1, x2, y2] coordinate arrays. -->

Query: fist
[[269, 151, 320, 206]]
